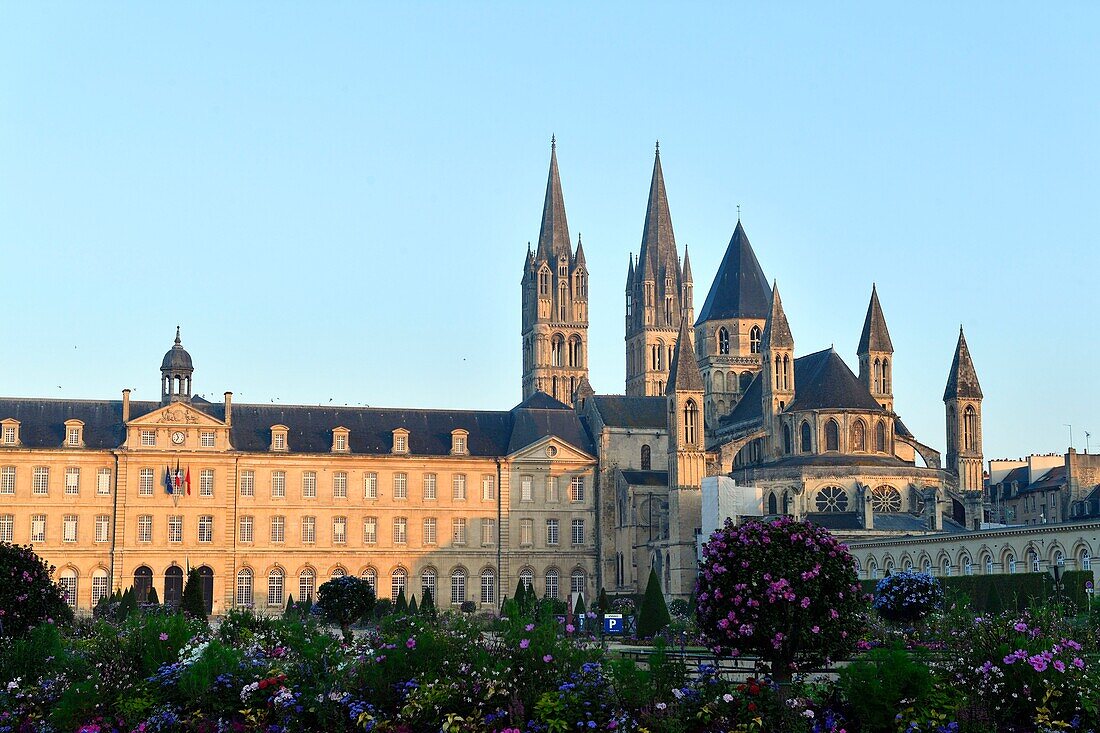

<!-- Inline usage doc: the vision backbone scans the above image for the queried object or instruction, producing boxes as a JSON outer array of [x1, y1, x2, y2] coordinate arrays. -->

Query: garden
[[2, 518, 1099, 733]]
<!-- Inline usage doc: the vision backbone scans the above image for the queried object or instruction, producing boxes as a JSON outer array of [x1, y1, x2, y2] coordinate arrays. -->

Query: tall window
[[299, 569, 316, 602], [571, 569, 586, 595], [271, 471, 286, 498], [571, 518, 585, 545], [239, 515, 254, 543], [393, 473, 408, 499], [570, 476, 585, 502], [240, 470, 255, 497], [481, 475, 496, 501], [481, 518, 496, 546], [58, 570, 77, 609], [333, 472, 348, 498], [423, 517, 437, 545], [65, 467, 80, 495], [137, 467, 153, 496], [520, 475, 532, 501], [800, 422, 812, 453], [450, 568, 467, 605], [452, 474, 467, 500], [546, 476, 558, 502], [423, 473, 437, 500], [640, 445, 651, 470], [199, 469, 214, 497], [94, 514, 109, 543], [97, 467, 111, 494], [91, 569, 110, 606], [717, 327, 730, 355], [302, 471, 317, 498], [267, 569, 284, 606], [270, 516, 285, 543], [392, 517, 407, 544], [783, 424, 792, 454], [2, 425, 16, 444], [875, 421, 887, 453], [546, 518, 559, 545], [236, 569, 253, 607], [824, 419, 839, 452], [168, 515, 183, 543], [0, 466, 13, 494], [364, 517, 377, 544], [137, 515, 152, 543], [558, 283, 567, 321], [519, 518, 533, 546], [851, 420, 867, 452], [882, 359, 891, 393], [302, 516, 316, 543], [63, 515, 78, 542], [391, 568, 407, 600], [551, 335, 564, 366], [544, 568, 559, 599], [198, 515, 213, 543], [520, 568, 534, 592], [421, 568, 436, 600], [749, 325, 762, 354], [684, 400, 698, 445], [364, 472, 378, 499], [452, 518, 467, 544], [31, 514, 46, 542], [480, 568, 496, 605], [963, 406, 976, 451], [0, 514, 14, 542]]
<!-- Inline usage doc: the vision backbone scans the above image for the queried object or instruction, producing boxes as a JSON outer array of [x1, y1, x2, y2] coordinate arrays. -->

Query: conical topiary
[[408, 595, 418, 615], [597, 588, 610, 615], [181, 568, 207, 621], [574, 593, 586, 617], [147, 586, 161, 606], [421, 588, 436, 618], [283, 593, 296, 617], [395, 588, 408, 614], [636, 568, 671, 638]]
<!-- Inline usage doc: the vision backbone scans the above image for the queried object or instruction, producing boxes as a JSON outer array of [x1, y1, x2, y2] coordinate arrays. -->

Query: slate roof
[[857, 285, 893, 354], [534, 139, 572, 264], [695, 220, 771, 324], [636, 146, 679, 285], [666, 319, 704, 394], [0, 393, 596, 458], [619, 469, 669, 487], [589, 395, 667, 430], [722, 372, 763, 426], [944, 327, 983, 400], [760, 453, 911, 469], [894, 417, 913, 438], [805, 512, 967, 534], [160, 328, 194, 371], [786, 349, 886, 413], [761, 282, 793, 350]]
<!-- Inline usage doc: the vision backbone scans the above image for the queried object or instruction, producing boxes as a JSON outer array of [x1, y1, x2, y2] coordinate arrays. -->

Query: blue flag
[[164, 465, 173, 494]]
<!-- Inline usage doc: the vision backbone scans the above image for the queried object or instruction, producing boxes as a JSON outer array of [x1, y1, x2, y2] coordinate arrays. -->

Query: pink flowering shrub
[[695, 517, 866, 679], [0, 542, 74, 637]]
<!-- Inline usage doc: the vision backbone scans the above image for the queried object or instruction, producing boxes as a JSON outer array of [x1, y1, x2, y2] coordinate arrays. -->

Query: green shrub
[[395, 589, 408, 614], [316, 575, 376, 642], [420, 588, 436, 618], [636, 568, 670, 638], [181, 568, 207, 621], [0, 543, 74, 637], [838, 645, 935, 731]]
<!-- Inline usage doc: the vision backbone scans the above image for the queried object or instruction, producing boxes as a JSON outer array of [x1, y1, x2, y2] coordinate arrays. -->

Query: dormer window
[[271, 425, 289, 452], [2, 420, 20, 446], [140, 430, 156, 447], [65, 420, 84, 448], [451, 430, 469, 456], [392, 429, 409, 455], [332, 427, 350, 453]]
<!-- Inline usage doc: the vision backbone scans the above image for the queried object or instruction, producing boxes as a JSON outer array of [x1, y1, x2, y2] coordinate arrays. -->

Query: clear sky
[[1, 3, 1097, 462]]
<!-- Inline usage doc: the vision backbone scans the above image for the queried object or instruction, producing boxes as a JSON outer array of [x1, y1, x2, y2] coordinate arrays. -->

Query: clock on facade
[[171, 431, 186, 445]]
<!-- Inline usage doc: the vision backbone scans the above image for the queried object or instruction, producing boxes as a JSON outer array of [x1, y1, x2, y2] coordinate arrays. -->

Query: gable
[[509, 434, 594, 463], [128, 402, 227, 428]]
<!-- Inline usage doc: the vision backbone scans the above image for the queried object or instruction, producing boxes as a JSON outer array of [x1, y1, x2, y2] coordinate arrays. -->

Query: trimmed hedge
[[861, 571, 1095, 613]]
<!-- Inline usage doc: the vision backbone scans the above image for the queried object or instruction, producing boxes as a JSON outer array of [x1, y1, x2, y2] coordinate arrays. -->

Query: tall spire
[[857, 284, 894, 354], [535, 137, 571, 263], [572, 232, 586, 269], [761, 281, 794, 350], [637, 143, 677, 280], [944, 327, 983, 401], [682, 245, 693, 283], [626, 253, 635, 290], [666, 318, 704, 395]]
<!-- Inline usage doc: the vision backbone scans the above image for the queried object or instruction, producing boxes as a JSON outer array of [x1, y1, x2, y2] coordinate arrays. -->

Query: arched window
[[782, 354, 791, 390], [640, 444, 651, 470], [684, 400, 698, 446], [391, 567, 408, 601], [825, 419, 839, 451], [1006, 553, 1017, 574], [551, 335, 564, 367], [299, 567, 316, 603], [1029, 550, 1040, 573], [963, 406, 977, 451], [361, 567, 377, 594], [450, 567, 467, 605], [983, 554, 994, 574], [717, 327, 729, 355], [815, 486, 848, 512], [873, 359, 881, 393], [558, 282, 568, 321], [773, 355, 782, 388], [782, 424, 792, 454], [942, 558, 952, 576], [875, 420, 887, 453], [570, 568, 586, 595], [851, 419, 867, 452], [480, 568, 496, 605], [800, 421, 812, 453], [331, 566, 346, 579], [1081, 551, 1092, 571], [519, 567, 534, 592], [58, 568, 77, 609], [749, 325, 762, 354], [164, 565, 184, 607], [267, 568, 285, 607], [871, 485, 902, 512], [421, 567, 437, 601], [767, 492, 778, 514], [539, 268, 550, 295], [91, 568, 110, 606], [134, 565, 153, 604], [236, 568, 254, 607], [962, 555, 973, 575], [727, 372, 738, 393], [568, 337, 582, 367], [545, 567, 560, 599], [882, 359, 891, 393]]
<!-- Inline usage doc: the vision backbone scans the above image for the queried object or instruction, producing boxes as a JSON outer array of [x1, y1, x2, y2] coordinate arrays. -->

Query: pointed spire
[[626, 253, 635, 290], [682, 245, 693, 283], [524, 242, 534, 268], [666, 318, 704, 395], [535, 138, 571, 263], [944, 327, 983, 401], [572, 232, 586, 269], [175, 325, 182, 345], [637, 144, 676, 282], [696, 220, 771, 323], [574, 375, 595, 400], [761, 281, 794, 350], [857, 284, 894, 354]]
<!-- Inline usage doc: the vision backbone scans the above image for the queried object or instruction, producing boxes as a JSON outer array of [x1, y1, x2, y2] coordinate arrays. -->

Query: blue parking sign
[[603, 613, 623, 634]]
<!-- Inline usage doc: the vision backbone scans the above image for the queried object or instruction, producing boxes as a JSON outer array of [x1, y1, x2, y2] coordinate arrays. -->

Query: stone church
[[521, 140, 986, 598]]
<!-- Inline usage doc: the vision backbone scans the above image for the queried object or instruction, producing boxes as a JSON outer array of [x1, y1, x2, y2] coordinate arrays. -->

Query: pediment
[[509, 434, 594, 463], [129, 402, 226, 428]]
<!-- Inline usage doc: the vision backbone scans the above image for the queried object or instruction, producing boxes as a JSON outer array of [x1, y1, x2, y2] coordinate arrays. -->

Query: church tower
[[160, 326, 194, 405], [625, 144, 687, 397], [857, 284, 894, 412], [944, 327, 983, 494], [760, 283, 794, 458], [665, 318, 705, 597], [521, 138, 589, 406], [694, 219, 771, 427]]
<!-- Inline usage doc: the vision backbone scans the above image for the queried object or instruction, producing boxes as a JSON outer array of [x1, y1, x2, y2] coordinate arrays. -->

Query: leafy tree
[[394, 589, 408, 615], [636, 568, 671, 638], [695, 517, 866, 682], [0, 543, 74, 637], [181, 568, 207, 621], [316, 575, 376, 642]]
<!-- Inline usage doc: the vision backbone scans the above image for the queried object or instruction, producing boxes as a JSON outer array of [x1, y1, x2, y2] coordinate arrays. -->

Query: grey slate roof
[[535, 139, 572, 264], [695, 220, 771, 324], [636, 146, 679, 286], [619, 469, 669, 487], [160, 328, 194, 371], [589, 395, 667, 430], [804, 512, 967, 534], [0, 394, 596, 458], [857, 285, 893, 354], [722, 372, 763, 426], [894, 417, 913, 438], [786, 349, 886, 413], [761, 282, 794, 350], [666, 319, 704, 394], [944, 328, 983, 400], [762, 453, 911, 469]]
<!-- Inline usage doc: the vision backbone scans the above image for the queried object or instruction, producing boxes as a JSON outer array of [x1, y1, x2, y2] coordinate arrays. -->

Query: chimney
[[122, 389, 131, 423], [224, 392, 233, 426]]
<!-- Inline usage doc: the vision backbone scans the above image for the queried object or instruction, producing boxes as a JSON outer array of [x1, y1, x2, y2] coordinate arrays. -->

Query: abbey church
[[0, 141, 984, 612]]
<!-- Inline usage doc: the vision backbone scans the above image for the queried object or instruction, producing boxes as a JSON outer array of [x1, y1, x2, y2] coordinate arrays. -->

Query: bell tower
[[160, 326, 194, 405], [944, 326, 983, 495]]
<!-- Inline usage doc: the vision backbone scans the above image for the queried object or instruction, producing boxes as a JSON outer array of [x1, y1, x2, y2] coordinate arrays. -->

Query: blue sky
[[1, 3, 1097, 462]]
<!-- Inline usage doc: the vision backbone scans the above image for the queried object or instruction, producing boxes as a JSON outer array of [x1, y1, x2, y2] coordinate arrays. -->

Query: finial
[[737, 204, 741, 222], [655, 140, 660, 156], [577, 232, 582, 246], [174, 325, 181, 345], [551, 134, 556, 150]]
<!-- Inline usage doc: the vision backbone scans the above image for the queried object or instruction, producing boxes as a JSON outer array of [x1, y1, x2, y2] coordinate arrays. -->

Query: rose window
[[815, 486, 848, 512], [871, 485, 902, 512]]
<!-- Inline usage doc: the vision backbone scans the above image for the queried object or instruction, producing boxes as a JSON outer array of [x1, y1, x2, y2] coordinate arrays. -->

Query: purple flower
[[543, 654, 553, 662], [159, 633, 169, 641], [1053, 660, 1066, 673], [405, 638, 416, 649], [525, 623, 535, 631], [519, 639, 530, 649]]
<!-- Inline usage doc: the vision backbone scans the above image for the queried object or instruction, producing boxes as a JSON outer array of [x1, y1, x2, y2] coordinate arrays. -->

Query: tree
[[394, 588, 408, 615], [420, 588, 436, 618], [636, 568, 671, 638], [146, 586, 161, 606], [695, 517, 866, 682], [0, 543, 74, 637], [181, 568, 207, 621], [596, 588, 610, 615], [316, 575, 376, 642], [408, 595, 419, 615], [872, 571, 944, 623], [283, 593, 296, 618]]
